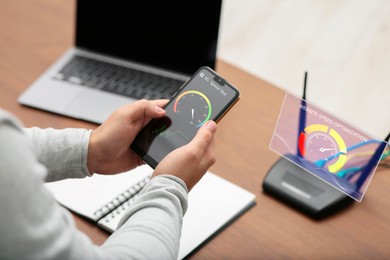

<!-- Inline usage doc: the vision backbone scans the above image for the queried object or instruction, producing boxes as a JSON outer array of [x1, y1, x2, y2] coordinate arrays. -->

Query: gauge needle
[[191, 109, 194, 120], [319, 147, 335, 152]]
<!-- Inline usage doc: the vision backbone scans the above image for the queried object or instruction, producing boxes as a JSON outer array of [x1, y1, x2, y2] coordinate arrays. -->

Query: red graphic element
[[298, 132, 306, 157]]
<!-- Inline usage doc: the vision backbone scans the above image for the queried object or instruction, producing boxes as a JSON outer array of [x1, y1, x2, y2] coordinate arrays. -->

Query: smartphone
[[131, 66, 240, 168]]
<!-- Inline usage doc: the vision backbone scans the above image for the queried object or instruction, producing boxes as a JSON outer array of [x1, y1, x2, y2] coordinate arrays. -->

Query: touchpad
[[65, 89, 135, 123]]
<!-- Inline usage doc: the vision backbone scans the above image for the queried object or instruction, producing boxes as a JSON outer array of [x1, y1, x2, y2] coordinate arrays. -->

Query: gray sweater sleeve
[[23, 126, 92, 181], [0, 110, 188, 260]]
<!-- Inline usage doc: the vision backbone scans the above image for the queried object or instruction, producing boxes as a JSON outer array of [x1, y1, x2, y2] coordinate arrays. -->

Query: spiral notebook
[[45, 165, 256, 259]]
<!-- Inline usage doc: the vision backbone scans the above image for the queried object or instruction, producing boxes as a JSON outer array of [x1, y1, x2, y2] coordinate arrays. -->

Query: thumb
[[189, 121, 217, 152], [122, 99, 167, 122], [142, 99, 168, 118]]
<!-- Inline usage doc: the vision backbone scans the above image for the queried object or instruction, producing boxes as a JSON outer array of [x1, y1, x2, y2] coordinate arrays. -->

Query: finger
[[201, 137, 216, 168], [192, 147, 215, 175], [121, 99, 168, 122], [142, 99, 169, 118], [189, 121, 217, 153], [141, 99, 170, 127], [151, 99, 169, 108]]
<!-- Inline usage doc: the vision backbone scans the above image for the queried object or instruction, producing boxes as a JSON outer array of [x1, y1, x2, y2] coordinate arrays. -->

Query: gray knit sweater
[[0, 109, 188, 259]]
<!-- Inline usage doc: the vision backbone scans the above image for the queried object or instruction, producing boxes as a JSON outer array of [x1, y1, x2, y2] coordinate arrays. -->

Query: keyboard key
[[53, 55, 186, 100]]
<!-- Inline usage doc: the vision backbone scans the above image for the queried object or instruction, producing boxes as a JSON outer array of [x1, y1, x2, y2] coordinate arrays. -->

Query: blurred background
[[218, 0, 390, 138]]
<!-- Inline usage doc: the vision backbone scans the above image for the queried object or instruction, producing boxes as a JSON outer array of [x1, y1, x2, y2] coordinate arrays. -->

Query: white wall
[[218, 0, 390, 138]]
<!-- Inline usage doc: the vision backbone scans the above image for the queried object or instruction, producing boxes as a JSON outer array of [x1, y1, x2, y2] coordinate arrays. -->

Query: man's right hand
[[153, 120, 217, 191]]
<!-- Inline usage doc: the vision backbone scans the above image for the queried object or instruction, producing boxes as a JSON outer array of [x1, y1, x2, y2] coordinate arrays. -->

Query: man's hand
[[87, 98, 217, 191], [87, 99, 168, 174], [153, 120, 217, 191]]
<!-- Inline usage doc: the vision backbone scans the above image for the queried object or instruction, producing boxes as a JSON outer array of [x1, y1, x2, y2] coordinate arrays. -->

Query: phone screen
[[131, 66, 240, 168]]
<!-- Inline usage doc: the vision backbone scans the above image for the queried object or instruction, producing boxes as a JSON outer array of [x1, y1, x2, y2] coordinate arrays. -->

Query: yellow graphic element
[[328, 128, 347, 173], [304, 124, 328, 134], [302, 124, 347, 173]]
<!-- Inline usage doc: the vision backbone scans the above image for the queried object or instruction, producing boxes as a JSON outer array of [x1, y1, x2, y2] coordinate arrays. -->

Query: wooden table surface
[[1, 0, 390, 258]]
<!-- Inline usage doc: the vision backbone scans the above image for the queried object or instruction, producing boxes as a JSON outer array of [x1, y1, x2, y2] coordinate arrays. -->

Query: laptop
[[19, 1, 223, 124]]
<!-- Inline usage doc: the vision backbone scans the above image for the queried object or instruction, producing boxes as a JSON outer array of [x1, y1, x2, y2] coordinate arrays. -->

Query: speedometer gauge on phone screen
[[173, 90, 212, 127]]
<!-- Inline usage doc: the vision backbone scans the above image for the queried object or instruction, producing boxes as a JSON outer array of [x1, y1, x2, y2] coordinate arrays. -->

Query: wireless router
[[262, 72, 354, 219]]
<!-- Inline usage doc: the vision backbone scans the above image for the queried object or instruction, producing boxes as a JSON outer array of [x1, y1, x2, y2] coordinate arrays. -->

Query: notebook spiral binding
[[93, 176, 150, 219]]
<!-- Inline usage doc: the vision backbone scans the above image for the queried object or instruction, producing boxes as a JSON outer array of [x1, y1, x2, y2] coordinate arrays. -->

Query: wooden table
[[1, 1, 390, 258]]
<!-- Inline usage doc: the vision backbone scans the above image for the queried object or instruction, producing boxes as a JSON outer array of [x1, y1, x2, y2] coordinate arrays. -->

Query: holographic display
[[270, 93, 388, 201]]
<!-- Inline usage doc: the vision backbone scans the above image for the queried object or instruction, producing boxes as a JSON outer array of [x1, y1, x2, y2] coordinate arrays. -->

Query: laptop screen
[[76, 1, 222, 75]]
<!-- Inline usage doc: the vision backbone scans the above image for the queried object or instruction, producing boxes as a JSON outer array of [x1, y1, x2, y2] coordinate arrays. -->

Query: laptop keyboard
[[53, 55, 185, 100]]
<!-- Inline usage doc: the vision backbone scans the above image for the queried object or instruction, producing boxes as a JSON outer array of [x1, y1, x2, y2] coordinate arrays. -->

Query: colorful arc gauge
[[173, 90, 212, 127], [298, 124, 347, 173]]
